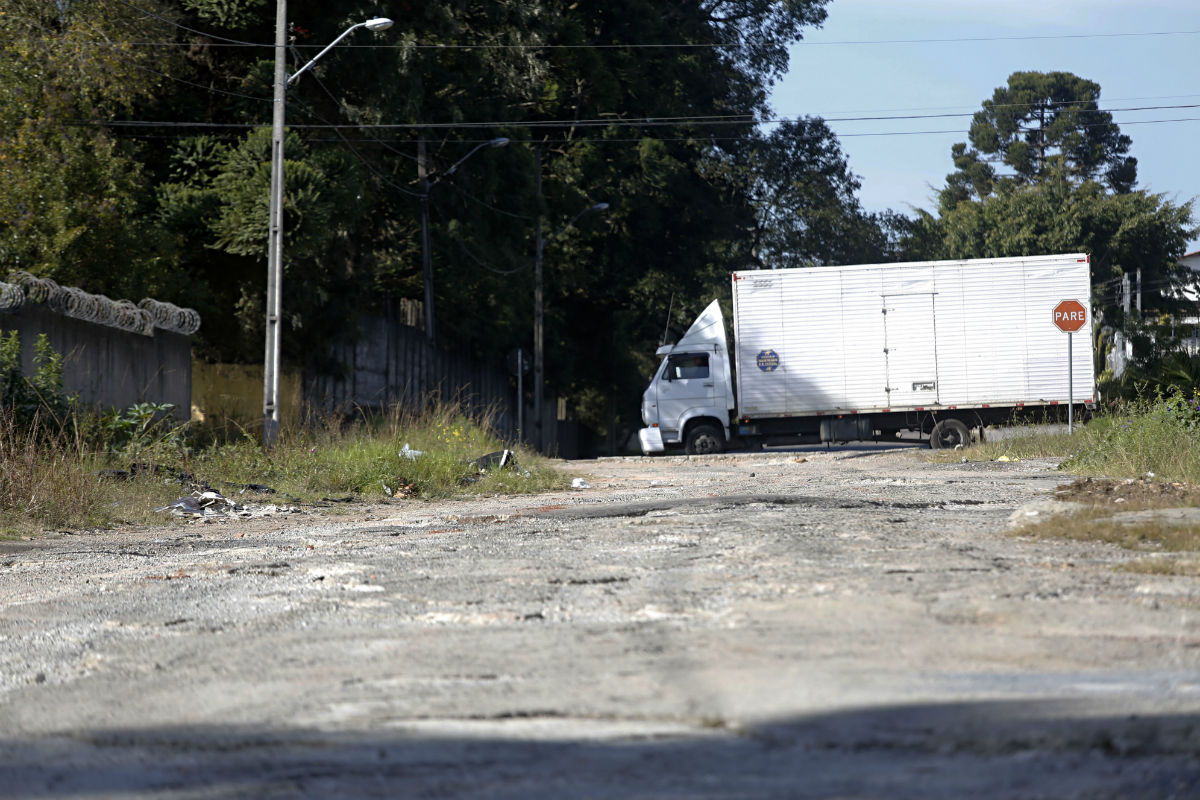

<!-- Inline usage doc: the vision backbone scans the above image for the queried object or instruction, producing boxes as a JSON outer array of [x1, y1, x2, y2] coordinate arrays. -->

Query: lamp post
[[418, 136, 509, 345], [263, 6, 393, 446], [532, 200, 609, 453]]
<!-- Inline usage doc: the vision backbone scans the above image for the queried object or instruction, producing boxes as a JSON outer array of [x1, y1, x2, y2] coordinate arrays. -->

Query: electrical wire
[[90, 114, 1200, 140], [112, 0, 268, 47], [78, 27, 1200, 51], [127, 61, 272, 102], [452, 238, 530, 275]]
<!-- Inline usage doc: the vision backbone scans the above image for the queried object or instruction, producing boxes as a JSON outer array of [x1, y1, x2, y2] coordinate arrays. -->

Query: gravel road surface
[[1, 444, 1198, 798]]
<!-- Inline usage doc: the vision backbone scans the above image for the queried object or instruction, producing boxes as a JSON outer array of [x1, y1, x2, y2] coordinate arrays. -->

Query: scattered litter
[[794, 458, 807, 464], [995, 455, 1020, 462], [470, 449, 530, 477], [381, 481, 417, 498], [571, 478, 591, 489], [155, 489, 298, 518], [321, 496, 354, 503], [1145, 471, 1156, 479], [399, 443, 424, 460]]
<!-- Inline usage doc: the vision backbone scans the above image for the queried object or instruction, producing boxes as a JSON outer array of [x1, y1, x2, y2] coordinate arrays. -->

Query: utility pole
[[533, 155, 545, 453], [262, 0, 287, 446], [418, 136, 435, 345]]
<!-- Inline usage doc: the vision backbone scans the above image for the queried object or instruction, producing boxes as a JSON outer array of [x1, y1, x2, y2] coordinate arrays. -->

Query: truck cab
[[639, 300, 735, 454]]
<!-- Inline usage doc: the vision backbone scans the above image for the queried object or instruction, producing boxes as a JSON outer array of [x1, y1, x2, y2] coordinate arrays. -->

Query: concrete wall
[[0, 304, 191, 418]]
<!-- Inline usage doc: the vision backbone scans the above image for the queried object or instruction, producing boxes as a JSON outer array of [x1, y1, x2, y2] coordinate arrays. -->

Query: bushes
[[1063, 390, 1200, 481], [0, 331, 73, 428]]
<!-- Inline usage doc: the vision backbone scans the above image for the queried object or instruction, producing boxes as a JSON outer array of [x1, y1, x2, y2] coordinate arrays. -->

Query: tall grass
[[0, 411, 180, 537], [932, 392, 1200, 483], [1, 401, 568, 537], [1061, 393, 1200, 481]]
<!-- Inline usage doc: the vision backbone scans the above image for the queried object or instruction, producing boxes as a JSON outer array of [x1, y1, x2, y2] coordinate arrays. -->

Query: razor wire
[[10, 272, 200, 335], [138, 298, 201, 335], [0, 281, 24, 312]]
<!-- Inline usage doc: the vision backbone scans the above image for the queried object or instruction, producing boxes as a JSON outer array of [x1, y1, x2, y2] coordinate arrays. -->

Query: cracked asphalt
[[1, 443, 1198, 798]]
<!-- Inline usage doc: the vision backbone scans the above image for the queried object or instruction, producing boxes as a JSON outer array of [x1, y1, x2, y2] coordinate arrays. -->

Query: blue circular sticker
[[756, 349, 780, 372]]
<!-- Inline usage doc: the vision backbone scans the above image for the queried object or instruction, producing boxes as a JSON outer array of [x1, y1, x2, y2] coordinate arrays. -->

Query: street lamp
[[418, 136, 509, 345], [533, 201, 609, 452], [263, 7, 392, 446]]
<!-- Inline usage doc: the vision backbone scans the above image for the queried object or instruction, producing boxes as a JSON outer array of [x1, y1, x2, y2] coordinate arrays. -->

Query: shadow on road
[[3, 701, 1197, 798]]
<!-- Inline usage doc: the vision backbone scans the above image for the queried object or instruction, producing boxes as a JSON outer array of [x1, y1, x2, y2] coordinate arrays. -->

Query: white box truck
[[638, 253, 1095, 454]]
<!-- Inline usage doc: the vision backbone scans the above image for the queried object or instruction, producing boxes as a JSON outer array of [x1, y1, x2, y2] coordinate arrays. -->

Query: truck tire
[[929, 418, 970, 450], [685, 423, 725, 455]]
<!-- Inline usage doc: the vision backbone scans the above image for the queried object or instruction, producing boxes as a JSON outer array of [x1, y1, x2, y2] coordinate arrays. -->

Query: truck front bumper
[[638, 427, 665, 454]]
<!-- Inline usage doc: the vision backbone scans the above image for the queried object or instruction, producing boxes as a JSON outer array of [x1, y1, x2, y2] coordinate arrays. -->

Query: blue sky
[[770, 0, 1200, 251]]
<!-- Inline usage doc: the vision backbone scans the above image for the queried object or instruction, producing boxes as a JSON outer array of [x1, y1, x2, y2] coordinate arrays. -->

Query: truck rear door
[[883, 293, 940, 407]]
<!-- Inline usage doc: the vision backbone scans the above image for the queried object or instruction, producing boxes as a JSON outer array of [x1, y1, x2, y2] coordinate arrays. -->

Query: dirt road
[[1, 445, 1198, 798]]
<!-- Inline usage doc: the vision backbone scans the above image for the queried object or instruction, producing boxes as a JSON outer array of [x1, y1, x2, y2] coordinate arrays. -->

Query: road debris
[[571, 478, 592, 489], [470, 449, 530, 477], [155, 490, 298, 518]]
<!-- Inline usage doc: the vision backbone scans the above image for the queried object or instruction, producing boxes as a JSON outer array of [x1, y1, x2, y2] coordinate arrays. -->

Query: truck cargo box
[[731, 254, 1094, 418]]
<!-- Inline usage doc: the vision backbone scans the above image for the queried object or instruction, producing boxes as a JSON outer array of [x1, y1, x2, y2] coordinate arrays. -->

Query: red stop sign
[[1053, 299, 1087, 332]]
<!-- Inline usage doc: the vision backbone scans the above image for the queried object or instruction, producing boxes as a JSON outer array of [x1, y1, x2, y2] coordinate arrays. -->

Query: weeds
[[0, 398, 567, 537], [936, 391, 1200, 574]]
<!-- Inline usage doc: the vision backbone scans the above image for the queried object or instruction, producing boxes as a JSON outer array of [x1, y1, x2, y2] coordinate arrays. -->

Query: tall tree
[[741, 117, 897, 268], [913, 70, 1197, 346], [941, 71, 1137, 212], [0, 0, 182, 296]]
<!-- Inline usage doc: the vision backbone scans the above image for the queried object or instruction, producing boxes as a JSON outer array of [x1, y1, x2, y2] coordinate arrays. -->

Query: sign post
[[1053, 299, 1088, 433]]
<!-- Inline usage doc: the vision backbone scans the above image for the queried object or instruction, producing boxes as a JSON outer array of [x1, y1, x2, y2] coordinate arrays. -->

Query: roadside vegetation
[[932, 390, 1200, 576], [0, 337, 566, 538], [0, 403, 567, 539]]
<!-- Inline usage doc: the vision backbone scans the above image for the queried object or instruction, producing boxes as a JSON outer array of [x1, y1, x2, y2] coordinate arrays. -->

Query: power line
[[112, 0, 266, 47], [92, 104, 1200, 132], [101, 115, 1200, 150], [127, 62, 271, 103], [73, 27, 1200, 51]]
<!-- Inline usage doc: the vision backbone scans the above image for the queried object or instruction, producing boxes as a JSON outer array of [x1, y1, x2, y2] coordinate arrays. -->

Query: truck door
[[654, 350, 716, 438], [883, 293, 940, 407]]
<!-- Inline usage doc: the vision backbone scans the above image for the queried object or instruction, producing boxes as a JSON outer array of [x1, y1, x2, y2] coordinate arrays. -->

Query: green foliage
[[0, 331, 74, 428], [5, 0, 885, 447], [0, 0, 180, 294], [1062, 391, 1200, 481], [187, 401, 567, 500], [180, 0, 266, 30], [925, 175, 1196, 330], [742, 118, 900, 268], [95, 402, 182, 457], [940, 71, 1137, 213], [912, 72, 1197, 345]]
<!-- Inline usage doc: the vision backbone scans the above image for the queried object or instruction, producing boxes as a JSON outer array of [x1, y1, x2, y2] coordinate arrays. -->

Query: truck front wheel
[[929, 418, 970, 450], [685, 424, 725, 455]]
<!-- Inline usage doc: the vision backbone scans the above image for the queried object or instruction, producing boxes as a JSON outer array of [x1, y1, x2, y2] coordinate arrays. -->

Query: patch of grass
[[943, 430, 1079, 462], [0, 412, 181, 537], [1013, 503, 1200, 577], [932, 392, 1200, 484], [1, 401, 569, 536], [1016, 510, 1200, 553]]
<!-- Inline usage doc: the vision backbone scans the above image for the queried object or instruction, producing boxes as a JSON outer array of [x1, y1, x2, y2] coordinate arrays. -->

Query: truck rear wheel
[[929, 418, 970, 450], [685, 424, 725, 455]]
